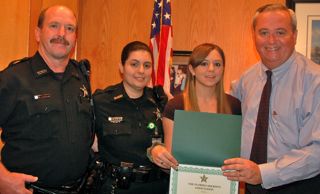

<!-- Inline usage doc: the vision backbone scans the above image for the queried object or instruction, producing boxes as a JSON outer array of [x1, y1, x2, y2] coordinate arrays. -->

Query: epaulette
[[70, 58, 79, 64], [93, 85, 117, 98], [103, 84, 120, 93], [93, 89, 105, 96], [144, 86, 154, 97], [8, 57, 30, 67], [71, 58, 91, 79], [94, 84, 124, 102]]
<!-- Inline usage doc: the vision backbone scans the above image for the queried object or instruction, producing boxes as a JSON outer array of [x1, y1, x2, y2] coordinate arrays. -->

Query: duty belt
[[105, 163, 163, 183]]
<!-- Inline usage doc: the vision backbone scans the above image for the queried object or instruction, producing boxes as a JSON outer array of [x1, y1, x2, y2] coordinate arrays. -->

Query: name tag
[[108, 116, 123, 123], [34, 93, 51, 100]]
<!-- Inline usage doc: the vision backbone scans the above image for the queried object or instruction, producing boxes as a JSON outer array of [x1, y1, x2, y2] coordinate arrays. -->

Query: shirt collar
[[31, 52, 52, 78], [111, 82, 151, 103], [110, 82, 133, 102], [258, 51, 296, 83], [30, 52, 79, 80]]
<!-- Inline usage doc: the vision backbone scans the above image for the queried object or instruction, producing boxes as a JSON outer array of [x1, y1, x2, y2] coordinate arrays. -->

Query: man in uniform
[[0, 5, 93, 194]]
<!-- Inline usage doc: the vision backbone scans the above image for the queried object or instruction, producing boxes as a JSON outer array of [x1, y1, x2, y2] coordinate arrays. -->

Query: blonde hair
[[183, 43, 231, 114]]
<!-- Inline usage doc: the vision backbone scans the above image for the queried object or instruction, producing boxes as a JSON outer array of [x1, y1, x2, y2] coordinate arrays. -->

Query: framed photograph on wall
[[286, 0, 320, 64], [171, 51, 192, 96]]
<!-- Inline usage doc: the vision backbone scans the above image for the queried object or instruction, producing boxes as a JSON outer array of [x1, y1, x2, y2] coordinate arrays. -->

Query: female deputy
[[148, 43, 241, 169], [93, 41, 168, 193]]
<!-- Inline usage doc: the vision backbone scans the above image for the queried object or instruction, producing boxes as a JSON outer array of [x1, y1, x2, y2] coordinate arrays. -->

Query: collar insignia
[[108, 116, 123, 123], [36, 69, 48, 76], [113, 94, 123, 100], [80, 84, 89, 98]]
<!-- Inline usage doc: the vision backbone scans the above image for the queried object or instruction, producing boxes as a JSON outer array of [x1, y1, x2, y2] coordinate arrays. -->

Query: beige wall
[[0, 1, 30, 70], [78, 0, 284, 92]]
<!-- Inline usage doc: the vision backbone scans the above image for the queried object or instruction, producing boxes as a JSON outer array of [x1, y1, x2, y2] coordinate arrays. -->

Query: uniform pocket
[[102, 119, 132, 136], [24, 98, 62, 139], [26, 98, 62, 116]]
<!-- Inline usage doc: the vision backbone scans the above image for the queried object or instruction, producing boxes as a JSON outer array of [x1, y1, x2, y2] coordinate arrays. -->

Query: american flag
[[149, 0, 162, 86], [149, 0, 173, 96]]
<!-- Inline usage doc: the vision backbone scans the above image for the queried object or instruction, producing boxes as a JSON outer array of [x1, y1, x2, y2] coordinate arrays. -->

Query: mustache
[[50, 37, 70, 46]]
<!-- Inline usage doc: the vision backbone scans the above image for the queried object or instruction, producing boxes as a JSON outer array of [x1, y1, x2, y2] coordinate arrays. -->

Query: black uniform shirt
[[93, 83, 163, 167], [0, 52, 93, 186]]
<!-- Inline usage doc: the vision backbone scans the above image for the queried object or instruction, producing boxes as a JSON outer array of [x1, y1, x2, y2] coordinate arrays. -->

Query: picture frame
[[286, 0, 320, 64], [171, 50, 192, 95]]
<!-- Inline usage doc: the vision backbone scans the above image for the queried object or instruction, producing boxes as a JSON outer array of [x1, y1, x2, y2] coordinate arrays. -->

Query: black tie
[[250, 70, 272, 164]]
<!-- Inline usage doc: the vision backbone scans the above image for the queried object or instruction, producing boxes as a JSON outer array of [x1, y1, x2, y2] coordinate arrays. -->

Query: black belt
[[105, 163, 164, 183]]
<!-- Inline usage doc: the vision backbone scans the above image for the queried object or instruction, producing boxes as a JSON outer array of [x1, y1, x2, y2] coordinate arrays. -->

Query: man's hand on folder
[[221, 158, 262, 185], [152, 145, 179, 170]]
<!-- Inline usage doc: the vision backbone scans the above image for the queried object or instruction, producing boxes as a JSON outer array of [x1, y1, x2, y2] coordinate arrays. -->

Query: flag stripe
[[156, 25, 170, 86], [149, 0, 172, 96]]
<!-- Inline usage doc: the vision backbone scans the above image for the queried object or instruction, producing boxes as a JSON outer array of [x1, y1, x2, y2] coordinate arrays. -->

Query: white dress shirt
[[232, 51, 320, 189]]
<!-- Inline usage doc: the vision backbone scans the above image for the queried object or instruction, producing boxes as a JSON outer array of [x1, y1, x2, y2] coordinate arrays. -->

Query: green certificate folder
[[172, 110, 242, 167]]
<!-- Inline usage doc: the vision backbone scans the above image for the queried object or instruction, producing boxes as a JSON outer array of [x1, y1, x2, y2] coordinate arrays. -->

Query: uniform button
[[44, 106, 48, 112], [114, 129, 118, 134], [66, 98, 70, 104], [138, 122, 141, 127]]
